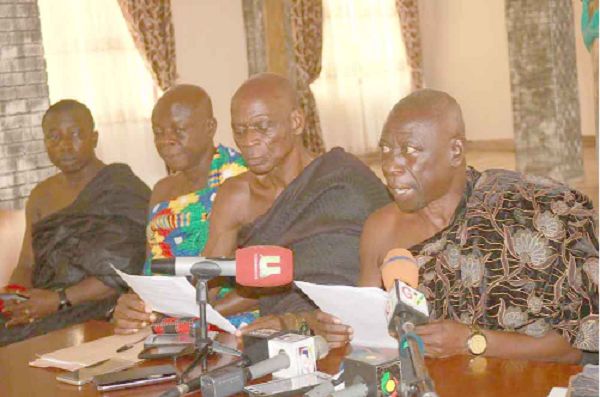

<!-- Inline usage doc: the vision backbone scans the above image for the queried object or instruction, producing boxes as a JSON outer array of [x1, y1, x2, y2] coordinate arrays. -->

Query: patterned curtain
[[117, 0, 177, 91], [505, 1, 583, 182], [395, 0, 423, 91], [290, 0, 325, 154]]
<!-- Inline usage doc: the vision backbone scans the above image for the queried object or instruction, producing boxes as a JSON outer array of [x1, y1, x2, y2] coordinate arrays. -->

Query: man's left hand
[[237, 310, 353, 349], [3, 289, 60, 327], [414, 320, 471, 358]]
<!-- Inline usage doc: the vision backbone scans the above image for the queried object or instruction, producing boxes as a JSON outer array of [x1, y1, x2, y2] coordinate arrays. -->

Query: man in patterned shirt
[[357, 89, 597, 363]]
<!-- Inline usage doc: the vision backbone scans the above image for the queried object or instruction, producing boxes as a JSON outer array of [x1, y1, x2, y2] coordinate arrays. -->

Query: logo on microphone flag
[[256, 255, 282, 278], [236, 246, 294, 287]]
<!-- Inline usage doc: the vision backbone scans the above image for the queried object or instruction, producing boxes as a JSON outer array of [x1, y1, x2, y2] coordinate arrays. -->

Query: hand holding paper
[[113, 268, 236, 334], [295, 281, 397, 349]]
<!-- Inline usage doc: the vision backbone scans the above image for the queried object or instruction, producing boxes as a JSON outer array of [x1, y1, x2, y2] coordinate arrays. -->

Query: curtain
[[505, 0, 583, 181], [117, 0, 177, 91], [38, 0, 166, 187], [311, 0, 411, 154], [242, 0, 268, 76], [395, 0, 423, 91], [290, 0, 326, 154]]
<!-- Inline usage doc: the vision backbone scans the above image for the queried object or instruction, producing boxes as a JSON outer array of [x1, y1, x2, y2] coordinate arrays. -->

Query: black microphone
[[202, 335, 329, 397], [161, 335, 328, 397], [336, 348, 401, 397]]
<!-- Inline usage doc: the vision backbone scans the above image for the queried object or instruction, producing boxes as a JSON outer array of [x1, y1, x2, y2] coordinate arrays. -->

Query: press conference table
[[0, 321, 581, 397]]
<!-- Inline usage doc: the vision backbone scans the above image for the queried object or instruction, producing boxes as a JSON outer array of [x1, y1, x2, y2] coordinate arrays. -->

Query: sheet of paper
[[547, 387, 567, 397], [29, 328, 150, 371], [295, 281, 397, 349], [113, 267, 236, 334]]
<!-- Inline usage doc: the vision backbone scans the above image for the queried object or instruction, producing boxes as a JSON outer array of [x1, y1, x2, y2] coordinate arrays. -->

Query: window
[[312, 0, 411, 154], [38, 0, 165, 186]]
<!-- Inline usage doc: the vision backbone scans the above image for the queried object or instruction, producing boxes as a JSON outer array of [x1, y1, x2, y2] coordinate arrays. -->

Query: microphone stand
[[395, 319, 438, 397], [180, 262, 243, 378]]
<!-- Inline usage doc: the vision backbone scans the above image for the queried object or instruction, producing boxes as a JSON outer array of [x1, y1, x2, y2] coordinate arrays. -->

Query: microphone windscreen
[[381, 248, 418, 290], [235, 246, 294, 287]]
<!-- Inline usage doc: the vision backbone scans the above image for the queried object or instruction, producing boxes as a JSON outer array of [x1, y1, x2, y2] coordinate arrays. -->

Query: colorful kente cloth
[[144, 145, 247, 273], [143, 145, 255, 328], [410, 167, 598, 350]]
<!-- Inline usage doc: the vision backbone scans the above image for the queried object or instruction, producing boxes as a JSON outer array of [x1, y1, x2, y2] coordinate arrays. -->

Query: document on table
[[295, 281, 397, 349], [29, 328, 150, 371], [547, 388, 567, 397], [113, 268, 236, 334]]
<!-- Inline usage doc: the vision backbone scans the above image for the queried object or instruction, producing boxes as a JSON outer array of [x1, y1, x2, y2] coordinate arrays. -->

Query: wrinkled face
[[231, 96, 297, 175], [379, 115, 456, 212], [42, 110, 98, 174], [152, 102, 214, 172]]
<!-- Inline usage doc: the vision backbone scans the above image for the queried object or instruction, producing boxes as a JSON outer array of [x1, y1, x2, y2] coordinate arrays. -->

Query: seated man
[[358, 89, 598, 363], [206, 73, 391, 344], [114, 74, 391, 346], [1, 100, 150, 346], [113, 85, 248, 333]]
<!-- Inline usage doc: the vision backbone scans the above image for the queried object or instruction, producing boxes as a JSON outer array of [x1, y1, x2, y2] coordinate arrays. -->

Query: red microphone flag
[[235, 246, 294, 287]]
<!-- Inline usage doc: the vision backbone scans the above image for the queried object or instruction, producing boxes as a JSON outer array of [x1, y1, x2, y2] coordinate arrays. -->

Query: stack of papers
[[29, 328, 150, 371], [114, 268, 236, 333]]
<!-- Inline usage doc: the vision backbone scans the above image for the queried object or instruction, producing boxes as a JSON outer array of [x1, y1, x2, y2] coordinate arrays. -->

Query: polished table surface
[[0, 321, 582, 397]]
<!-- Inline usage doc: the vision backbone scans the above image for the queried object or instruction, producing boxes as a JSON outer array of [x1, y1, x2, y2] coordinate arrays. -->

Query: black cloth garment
[[238, 148, 391, 315], [0, 164, 150, 346]]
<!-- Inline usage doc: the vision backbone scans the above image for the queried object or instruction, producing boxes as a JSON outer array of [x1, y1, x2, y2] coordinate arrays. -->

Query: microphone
[[335, 347, 401, 397], [202, 334, 328, 397], [150, 245, 294, 287], [382, 249, 438, 397], [381, 248, 419, 290], [161, 334, 329, 397]]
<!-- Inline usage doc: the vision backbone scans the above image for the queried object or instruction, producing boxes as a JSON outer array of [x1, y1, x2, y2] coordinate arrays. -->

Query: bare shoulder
[[216, 171, 252, 199], [25, 173, 59, 220], [150, 174, 178, 207], [362, 202, 421, 257]]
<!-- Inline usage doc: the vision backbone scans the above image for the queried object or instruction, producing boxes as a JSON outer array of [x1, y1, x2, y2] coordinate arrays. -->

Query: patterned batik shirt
[[410, 167, 599, 350], [144, 144, 247, 274]]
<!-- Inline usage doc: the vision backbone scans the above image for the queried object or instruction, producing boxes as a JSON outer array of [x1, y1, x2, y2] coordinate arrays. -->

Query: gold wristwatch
[[466, 324, 487, 355]]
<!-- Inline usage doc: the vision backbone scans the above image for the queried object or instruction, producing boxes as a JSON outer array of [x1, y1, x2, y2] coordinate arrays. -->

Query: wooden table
[[0, 321, 581, 397]]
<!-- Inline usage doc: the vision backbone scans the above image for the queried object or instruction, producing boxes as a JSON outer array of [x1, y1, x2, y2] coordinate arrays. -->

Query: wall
[[419, 0, 595, 141], [171, 0, 249, 148], [0, 0, 54, 210], [0, 209, 24, 285], [573, 0, 597, 137], [419, 0, 514, 141]]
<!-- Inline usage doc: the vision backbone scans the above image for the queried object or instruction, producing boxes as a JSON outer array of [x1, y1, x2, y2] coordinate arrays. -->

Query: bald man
[[201, 73, 391, 346], [358, 89, 598, 363], [113, 85, 247, 333], [2, 100, 150, 346]]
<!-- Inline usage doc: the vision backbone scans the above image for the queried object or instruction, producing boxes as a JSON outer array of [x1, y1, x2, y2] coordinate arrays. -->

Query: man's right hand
[[113, 293, 156, 334], [307, 310, 353, 349]]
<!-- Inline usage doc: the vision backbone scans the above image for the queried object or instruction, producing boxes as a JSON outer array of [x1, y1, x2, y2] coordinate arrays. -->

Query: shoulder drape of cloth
[[0, 164, 150, 346], [238, 148, 391, 315], [31, 163, 150, 290], [411, 167, 598, 351]]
